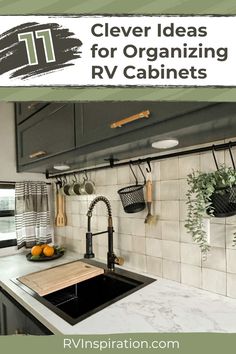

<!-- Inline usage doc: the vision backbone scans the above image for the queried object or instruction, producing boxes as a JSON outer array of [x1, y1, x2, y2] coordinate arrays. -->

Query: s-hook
[[212, 145, 219, 170], [228, 142, 236, 170], [56, 176, 62, 188], [146, 159, 152, 173], [72, 173, 78, 183], [130, 160, 146, 186]]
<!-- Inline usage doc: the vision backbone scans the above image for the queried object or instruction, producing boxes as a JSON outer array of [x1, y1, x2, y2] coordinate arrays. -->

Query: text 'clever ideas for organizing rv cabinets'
[[0, 16, 235, 86], [89, 22, 228, 82]]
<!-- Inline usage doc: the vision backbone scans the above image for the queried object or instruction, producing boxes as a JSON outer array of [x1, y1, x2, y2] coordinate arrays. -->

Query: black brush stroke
[[0, 22, 82, 80]]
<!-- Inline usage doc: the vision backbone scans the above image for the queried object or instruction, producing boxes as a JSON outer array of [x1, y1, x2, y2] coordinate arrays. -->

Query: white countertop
[[1, 251, 236, 334]]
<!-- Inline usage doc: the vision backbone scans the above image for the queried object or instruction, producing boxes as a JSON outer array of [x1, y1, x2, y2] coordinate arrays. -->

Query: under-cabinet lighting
[[152, 139, 179, 149], [53, 164, 70, 171]]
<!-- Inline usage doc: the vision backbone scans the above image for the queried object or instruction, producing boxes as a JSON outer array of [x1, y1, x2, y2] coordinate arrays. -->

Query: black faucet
[[84, 196, 124, 271]]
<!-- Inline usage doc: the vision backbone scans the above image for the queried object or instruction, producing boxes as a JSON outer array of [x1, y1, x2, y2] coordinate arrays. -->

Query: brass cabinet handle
[[110, 110, 150, 129], [29, 151, 47, 159]]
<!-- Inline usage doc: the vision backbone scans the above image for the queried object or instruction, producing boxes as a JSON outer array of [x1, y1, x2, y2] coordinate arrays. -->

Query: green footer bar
[[1, 333, 236, 354]]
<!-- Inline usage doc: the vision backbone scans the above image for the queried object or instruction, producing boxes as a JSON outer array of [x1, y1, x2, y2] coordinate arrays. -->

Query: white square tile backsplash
[[162, 240, 180, 262], [180, 243, 201, 267], [55, 143, 236, 299], [202, 268, 226, 296], [226, 225, 236, 249], [163, 259, 181, 282], [179, 155, 200, 179], [146, 256, 162, 277], [200, 151, 224, 173], [161, 201, 180, 220], [226, 249, 236, 273], [132, 236, 146, 255], [202, 247, 226, 272], [180, 221, 194, 244], [227, 273, 236, 298], [160, 180, 180, 201], [146, 238, 162, 258], [160, 158, 179, 180], [161, 221, 180, 241], [209, 223, 226, 248], [181, 264, 201, 288]]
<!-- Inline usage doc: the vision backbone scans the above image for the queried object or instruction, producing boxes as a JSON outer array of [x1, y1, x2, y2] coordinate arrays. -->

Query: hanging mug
[[79, 172, 95, 195], [60, 177, 71, 196], [68, 174, 81, 196]]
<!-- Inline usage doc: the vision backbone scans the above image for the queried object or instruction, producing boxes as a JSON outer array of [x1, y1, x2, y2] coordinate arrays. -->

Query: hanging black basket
[[210, 186, 236, 217], [118, 163, 146, 213], [209, 144, 236, 218]]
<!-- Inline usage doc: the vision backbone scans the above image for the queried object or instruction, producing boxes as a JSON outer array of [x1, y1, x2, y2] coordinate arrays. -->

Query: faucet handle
[[114, 256, 125, 266]]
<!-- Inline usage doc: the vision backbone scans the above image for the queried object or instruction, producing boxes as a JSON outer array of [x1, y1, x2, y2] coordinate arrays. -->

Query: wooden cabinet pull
[[110, 110, 150, 129], [29, 151, 47, 159]]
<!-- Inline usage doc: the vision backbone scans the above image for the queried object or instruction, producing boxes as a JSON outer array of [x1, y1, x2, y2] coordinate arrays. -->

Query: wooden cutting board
[[18, 261, 104, 296]]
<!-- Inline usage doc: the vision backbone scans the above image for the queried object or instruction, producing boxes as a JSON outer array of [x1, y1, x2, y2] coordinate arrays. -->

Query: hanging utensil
[[144, 177, 158, 224], [55, 179, 67, 227], [53, 180, 58, 221], [144, 161, 158, 224]]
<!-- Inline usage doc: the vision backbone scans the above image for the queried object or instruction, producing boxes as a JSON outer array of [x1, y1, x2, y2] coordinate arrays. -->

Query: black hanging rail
[[45, 140, 236, 180]]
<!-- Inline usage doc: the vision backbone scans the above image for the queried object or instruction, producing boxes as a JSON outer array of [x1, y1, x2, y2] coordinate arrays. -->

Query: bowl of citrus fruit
[[26, 244, 65, 261]]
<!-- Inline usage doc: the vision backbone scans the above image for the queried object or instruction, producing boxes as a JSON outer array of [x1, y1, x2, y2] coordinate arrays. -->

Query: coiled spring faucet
[[84, 196, 124, 271]]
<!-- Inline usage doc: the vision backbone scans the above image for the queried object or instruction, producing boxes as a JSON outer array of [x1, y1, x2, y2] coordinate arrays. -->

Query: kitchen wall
[[0, 102, 45, 182], [55, 142, 236, 299]]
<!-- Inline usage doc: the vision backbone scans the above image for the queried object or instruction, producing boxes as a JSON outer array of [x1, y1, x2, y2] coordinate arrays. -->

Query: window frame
[[0, 183, 17, 248]]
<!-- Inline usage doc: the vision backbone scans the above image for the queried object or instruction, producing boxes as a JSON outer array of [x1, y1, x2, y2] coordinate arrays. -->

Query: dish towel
[[15, 181, 52, 249]]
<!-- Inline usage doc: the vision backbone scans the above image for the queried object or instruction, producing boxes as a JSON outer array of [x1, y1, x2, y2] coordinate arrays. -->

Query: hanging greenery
[[185, 165, 236, 255]]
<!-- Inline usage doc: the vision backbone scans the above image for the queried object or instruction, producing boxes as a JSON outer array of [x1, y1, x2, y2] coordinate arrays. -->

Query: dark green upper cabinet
[[15, 101, 236, 174], [17, 103, 75, 167], [75, 102, 210, 148], [15, 102, 48, 124]]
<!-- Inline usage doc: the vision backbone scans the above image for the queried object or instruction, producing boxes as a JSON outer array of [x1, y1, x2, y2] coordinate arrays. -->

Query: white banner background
[[0, 15, 235, 86]]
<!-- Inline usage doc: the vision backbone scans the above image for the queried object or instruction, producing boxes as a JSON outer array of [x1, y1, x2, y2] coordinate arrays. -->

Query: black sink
[[13, 259, 155, 325], [43, 272, 143, 324]]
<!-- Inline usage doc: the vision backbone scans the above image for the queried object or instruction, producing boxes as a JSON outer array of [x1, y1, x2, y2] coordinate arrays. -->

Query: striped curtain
[[15, 181, 52, 249]]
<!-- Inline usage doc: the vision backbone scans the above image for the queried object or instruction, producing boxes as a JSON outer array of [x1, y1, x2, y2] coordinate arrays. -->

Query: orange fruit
[[31, 245, 42, 256], [43, 245, 55, 257], [40, 244, 48, 250]]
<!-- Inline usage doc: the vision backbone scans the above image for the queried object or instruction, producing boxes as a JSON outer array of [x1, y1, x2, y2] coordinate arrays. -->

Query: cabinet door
[[0, 290, 51, 335], [75, 102, 209, 148], [17, 103, 75, 166], [0, 291, 26, 335], [25, 316, 51, 335], [15, 102, 48, 124]]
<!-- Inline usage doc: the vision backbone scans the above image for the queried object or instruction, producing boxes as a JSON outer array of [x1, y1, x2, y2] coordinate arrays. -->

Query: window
[[0, 183, 17, 248]]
